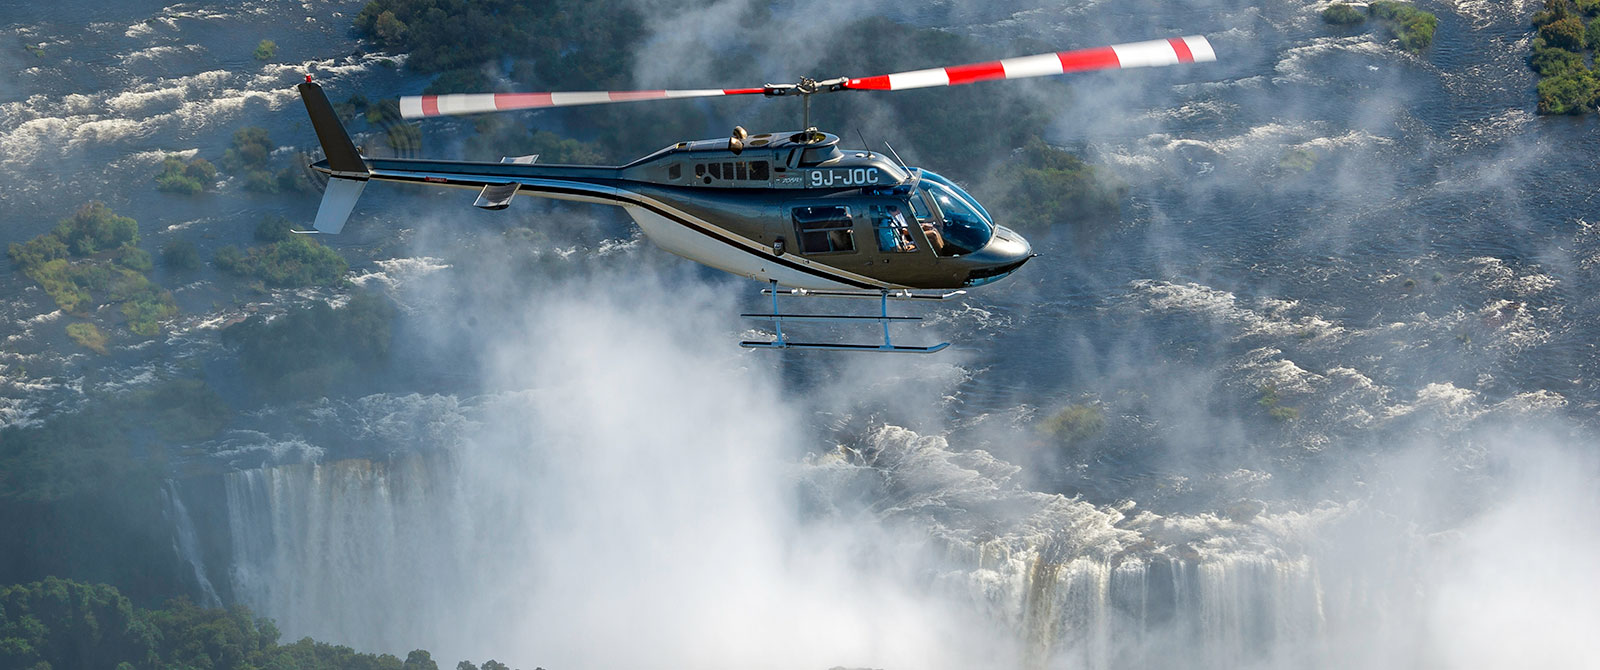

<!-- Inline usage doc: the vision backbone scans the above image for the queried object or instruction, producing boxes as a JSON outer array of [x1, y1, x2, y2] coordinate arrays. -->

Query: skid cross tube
[[740, 283, 954, 353]]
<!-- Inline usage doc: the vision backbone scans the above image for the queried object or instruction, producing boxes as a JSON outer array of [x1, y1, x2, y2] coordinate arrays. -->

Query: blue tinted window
[[918, 175, 992, 256]]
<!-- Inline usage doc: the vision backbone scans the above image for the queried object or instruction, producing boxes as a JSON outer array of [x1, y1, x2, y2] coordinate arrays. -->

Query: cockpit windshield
[[916, 170, 993, 255]]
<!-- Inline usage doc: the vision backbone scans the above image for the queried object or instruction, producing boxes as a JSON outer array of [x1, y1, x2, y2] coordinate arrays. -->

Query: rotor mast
[[762, 76, 847, 142]]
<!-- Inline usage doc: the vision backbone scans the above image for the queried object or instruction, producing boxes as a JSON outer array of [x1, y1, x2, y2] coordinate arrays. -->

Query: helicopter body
[[307, 113, 1030, 291], [297, 34, 1215, 351]]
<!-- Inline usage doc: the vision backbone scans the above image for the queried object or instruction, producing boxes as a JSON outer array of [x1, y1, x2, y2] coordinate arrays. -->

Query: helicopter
[[297, 36, 1216, 352]]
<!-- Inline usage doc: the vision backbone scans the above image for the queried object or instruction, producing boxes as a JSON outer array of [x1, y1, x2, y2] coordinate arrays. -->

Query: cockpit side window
[[793, 206, 855, 254], [917, 176, 992, 256], [872, 205, 918, 253], [909, 187, 933, 221]]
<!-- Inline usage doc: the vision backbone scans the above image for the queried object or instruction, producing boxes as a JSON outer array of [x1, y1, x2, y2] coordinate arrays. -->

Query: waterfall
[[221, 443, 1336, 669], [161, 479, 222, 607], [223, 449, 472, 655]]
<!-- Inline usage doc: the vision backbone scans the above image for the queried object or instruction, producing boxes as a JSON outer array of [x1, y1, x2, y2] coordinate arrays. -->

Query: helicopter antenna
[[884, 141, 909, 170], [856, 128, 872, 157]]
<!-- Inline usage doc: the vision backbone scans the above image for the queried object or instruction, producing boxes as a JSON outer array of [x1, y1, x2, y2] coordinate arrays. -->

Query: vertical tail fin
[[298, 79, 368, 234], [298, 80, 367, 177]]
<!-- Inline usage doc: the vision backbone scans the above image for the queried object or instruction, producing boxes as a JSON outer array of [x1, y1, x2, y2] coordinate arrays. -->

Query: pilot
[[921, 220, 945, 254]]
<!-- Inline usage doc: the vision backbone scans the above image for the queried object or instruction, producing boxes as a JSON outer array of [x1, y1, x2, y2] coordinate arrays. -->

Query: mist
[[2, 0, 1594, 667]]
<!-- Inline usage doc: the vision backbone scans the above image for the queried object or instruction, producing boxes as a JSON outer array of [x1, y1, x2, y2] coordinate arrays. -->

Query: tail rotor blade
[[844, 35, 1215, 91]]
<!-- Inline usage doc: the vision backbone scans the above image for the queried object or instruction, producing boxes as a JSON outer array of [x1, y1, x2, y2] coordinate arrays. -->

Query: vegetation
[[221, 292, 396, 398], [463, 118, 608, 164], [1542, 15, 1587, 49], [7, 202, 175, 335], [116, 275, 178, 337], [160, 238, 202, 271], [985, 137, 1126, 228], [254, 214, 297, 243], [1537, 70, 1600, 113], [214, 234, 349, 288], [353, 0, 642, 87], [1038, 403, 1106, 445], [1531, 0, 1600, 114], [154, 155, 218, 195], [1, 406, 151, 504], [387, 122, 422, 152], [0, 376, 229, 503], [1321, 3, 1367, 25], [1531, 46, 1586, 76], [1370, 1, 1438, 53], [253, 39, 277, 61], [0, 577, 446, 670], [66, 322, 109, 354], [120, 378, 231, 443], [223, 127, 305, 193], [1257, 384, 1300, 422], [49, 201, 138, 256], [1279, 146, 1319, 172]]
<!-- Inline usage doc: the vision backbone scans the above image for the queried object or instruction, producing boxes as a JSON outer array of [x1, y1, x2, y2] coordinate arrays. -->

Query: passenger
[[887, 206, 916, 251]]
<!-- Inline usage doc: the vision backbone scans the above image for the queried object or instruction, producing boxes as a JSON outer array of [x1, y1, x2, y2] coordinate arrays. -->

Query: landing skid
[[739, 281, 963, 353]]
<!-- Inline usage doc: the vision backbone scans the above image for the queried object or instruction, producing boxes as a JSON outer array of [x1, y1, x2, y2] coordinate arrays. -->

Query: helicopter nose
[[962, 225, 1033, 286]]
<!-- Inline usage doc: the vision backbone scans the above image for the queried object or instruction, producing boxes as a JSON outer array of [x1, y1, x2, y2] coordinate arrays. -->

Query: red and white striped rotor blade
[[845, 35, 1215, 92], [399, 87, 767, 119]]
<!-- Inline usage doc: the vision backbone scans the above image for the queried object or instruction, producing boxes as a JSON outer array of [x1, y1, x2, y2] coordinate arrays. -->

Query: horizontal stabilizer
[[313, 177, 367, 234], [473, 183, 519, 210]]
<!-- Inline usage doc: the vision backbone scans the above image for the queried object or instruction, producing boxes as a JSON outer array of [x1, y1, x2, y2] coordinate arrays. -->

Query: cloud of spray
[[440, 271, 1008, 669]]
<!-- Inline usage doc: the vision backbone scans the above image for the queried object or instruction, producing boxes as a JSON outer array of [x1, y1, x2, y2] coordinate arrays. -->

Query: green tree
[[8, 234, 68, 271], [1539, 16, 1586, 50], [116, 243, 152, 273], [155, 155, 217, 194], [160, 238, 202, 271], [375, 10, 407, 43], [221, 292, 396, 398], [1533, 0, 1577, 26], [224, 127, 276, 181], [53, 202, 139, 256], [1371, 1, 1438, 53], [404, 650, 441, 670], [214, 235, 348, 288], [1321, 3, 1366, 24], [1531, 46, 1585, 76], [254, 215, 297, 243], [986, 137, 1126, 228], [0, 578, 155, 670], [0, 579, 429, 669], [1537, 68, 1600, 113], [254, 39, 277, 60]]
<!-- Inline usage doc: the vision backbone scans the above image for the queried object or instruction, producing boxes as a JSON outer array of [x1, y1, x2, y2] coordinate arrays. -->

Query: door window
[[793, 206, 855, 254]]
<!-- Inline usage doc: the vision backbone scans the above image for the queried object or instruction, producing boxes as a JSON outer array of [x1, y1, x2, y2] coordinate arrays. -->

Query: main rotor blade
[[400, 87, 767, 119], [844, 36, 1215, 91]]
